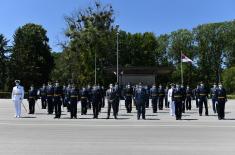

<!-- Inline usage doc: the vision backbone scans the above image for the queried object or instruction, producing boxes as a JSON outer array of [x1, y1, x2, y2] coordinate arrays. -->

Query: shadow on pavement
[[146, 114, 157, 116], [157, 111, 169, 114], [181, 118, 198, 121], [145, 118, 160, 120], [21, 116, 37, 118], [224, 118, 235, 120], [119, 114, 134, 116]]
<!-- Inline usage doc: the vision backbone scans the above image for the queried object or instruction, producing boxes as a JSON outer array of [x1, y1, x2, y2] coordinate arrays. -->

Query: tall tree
[[62, 1, 116, 86], [168, 29, 196, 85], [193, 22, 230, 84], [0, 34, 10, 91], [10, 23, 54, 89]]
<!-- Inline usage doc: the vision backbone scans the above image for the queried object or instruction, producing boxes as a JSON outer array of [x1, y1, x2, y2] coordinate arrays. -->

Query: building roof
[[104, 66, 173, 75]]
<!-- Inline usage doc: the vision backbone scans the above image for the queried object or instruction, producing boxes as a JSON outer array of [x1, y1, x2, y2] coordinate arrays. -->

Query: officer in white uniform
[[168, 83, 175, 116], [11, 80, 24, 118]]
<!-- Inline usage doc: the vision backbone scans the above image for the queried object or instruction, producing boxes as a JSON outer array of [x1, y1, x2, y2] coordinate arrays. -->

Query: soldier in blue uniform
[[46, 81, 54, 114], [69, 83, 79, 119], [53, 81, 63, 119], [215, 83, 227, 120], [133, 84, 138, 107], [158, 84, 165, 110], [194, 85, 200, 108], [185, 85, 192, 110], [91, 85, 100, 119], [134, 82, 146, 120], [124, 83, 133, 113], [64, 84, 72, 112], [172, 84, 183, 120], [62, 85, 66, 108], [198, 82, 209, 116], [144, 86, 150, 108], [150, 84, 158, 113], [87, 84, 92, 109], [210, 83, 217, 113], [97, 85, 103, 112], [38, 84, 47, 109], [114, 83, 120, 115], [164, 86, 169, 108], [28, 85, 38, 114], [80, 87, 88, 115], [181, 85, 186, 113], [101, 86, 106, 108], [106, 84, 119, 119]]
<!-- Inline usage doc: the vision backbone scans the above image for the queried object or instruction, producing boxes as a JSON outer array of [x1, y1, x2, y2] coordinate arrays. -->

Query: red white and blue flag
[[181, 53, 193, 63]]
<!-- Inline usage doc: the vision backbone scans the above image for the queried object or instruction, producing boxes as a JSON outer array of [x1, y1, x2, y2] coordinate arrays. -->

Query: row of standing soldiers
[[27, 81, 227, 120], [118, 82, 227, 120], [28, 81, 107, 119]]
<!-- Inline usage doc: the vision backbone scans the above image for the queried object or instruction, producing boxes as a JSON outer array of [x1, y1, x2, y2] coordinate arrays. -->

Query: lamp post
[[95, 51, 97, 85], [116, 25, 119, 84]]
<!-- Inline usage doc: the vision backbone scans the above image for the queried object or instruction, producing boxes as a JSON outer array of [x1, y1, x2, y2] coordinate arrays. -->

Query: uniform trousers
[[125, 97, 132, 113], [13, 100, 21, 117], [199, 98, 208, 115]]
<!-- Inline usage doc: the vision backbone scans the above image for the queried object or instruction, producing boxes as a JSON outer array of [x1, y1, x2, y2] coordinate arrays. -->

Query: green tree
[[155, 34, 171, 66], [10, 23, 54, 89], [168, 29, 196, 85], [222, 66, 235, 93], [0, 34, 10, 91], [193, 22, 230, 84], [59, 1, 116, 86]]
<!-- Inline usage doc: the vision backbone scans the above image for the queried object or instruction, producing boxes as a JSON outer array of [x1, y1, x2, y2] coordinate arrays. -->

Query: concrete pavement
[[0, 99, 235, 155]]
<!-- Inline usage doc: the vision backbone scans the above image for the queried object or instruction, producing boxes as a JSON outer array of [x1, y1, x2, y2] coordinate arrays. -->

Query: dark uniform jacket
[[106, 88, 119, 102], [135, 87, 146, 104], [150, 87, 158, 99], [186, 88, 192, 98], [158, 88, 165, 98], [28, 89, 38, 101], [91, 88, 100, 103], [46, 86, 54, 98], [215, 88, 227, 103], [80, 89, 88, 101], [210, 87, 217, 99], [198, 87, 208, 100], [124, 87, 133, 98], [172, 88, 183, 102], [53, 86, 63, 100], [39, 87, 47, 99], [69, 87, 79, 101]]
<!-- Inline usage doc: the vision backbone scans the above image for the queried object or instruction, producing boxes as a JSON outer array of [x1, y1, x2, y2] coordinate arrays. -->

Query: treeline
[[1, 1, 235, 92], [0, 24, 54, 91]]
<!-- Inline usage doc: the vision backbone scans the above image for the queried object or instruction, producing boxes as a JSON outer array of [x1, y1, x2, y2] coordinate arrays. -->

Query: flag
[[181, 53, 193, 63]]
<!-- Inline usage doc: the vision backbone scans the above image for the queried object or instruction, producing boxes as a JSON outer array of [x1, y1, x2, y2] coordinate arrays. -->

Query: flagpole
[[181, 51, 183, 85]]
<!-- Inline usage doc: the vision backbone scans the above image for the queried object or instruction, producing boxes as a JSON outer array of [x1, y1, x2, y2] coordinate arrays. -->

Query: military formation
[[11, 80, 227, 120]]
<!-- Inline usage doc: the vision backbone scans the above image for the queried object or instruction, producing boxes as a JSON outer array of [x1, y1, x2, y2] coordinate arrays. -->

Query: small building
[[105, 66, 173, 86]]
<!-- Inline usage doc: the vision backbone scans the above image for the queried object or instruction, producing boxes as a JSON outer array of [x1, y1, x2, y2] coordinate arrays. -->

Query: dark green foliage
[[0, 34, 10, 91], [9, 23, 54, 89]]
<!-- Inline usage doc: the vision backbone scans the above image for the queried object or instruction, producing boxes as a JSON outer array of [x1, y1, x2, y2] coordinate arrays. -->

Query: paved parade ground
[[1, 99, 235, 155]]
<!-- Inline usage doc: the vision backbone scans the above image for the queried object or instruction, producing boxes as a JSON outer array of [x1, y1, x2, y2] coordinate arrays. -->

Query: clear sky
[[0, 0, 235, 52]]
